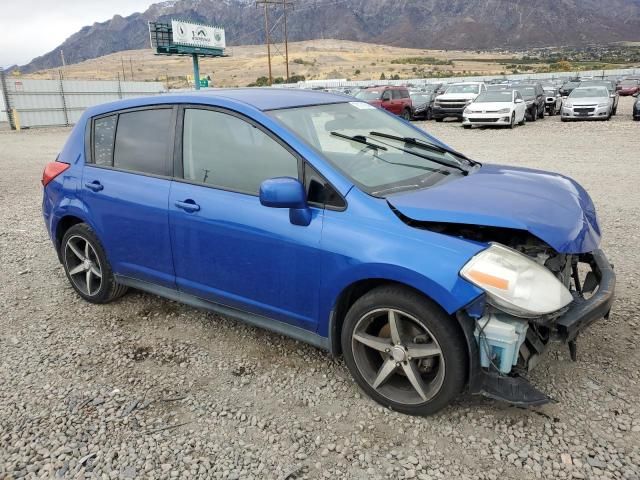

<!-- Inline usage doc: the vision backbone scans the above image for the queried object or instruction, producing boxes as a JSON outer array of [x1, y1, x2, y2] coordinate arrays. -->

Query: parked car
[[559, 80, 581, 97], [617, 79, 640, 96], [42, 89, 615, 416], [561, 86, 613, 121], [355, 86, 413, 120], [633, 96, 640, 120], [580, 80, 619, 115], [462, 89, 527, 129], [542, 86, 562, 116], [432, 82, 486, 122], [512, 83, 545, 121], [410, 91, 434, 120]]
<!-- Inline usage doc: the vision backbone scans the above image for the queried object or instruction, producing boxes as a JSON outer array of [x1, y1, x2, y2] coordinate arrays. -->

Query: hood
[[467, 101, 513, 111], [567, 97, 608, 105], [437, 92, 477, 101], [386, 164, 601, 254]]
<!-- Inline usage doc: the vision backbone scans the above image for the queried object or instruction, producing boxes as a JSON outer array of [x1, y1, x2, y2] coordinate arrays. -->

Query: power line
[[256, 0, 295, 85]]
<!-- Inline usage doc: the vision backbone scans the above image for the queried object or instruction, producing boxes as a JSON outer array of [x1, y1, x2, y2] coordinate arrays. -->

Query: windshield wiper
[[365, 135, 469, 175], [369, 131, 478, 166], [330, 131, 387, 151]]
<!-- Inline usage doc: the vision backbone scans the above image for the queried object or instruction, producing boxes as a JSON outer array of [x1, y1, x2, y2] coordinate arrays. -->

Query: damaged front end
[[419, 220, 616, 406]]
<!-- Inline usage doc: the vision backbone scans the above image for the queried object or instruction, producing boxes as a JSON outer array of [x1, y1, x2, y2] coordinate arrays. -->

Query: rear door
[[81, 106, 176, 288], [391, 89, 404, 114], [168, 106, 324, 331]]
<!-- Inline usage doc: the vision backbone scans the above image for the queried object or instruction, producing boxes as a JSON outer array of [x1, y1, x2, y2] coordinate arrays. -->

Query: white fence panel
[[276, 68, 640, 90], [0, 76, 166, 129]]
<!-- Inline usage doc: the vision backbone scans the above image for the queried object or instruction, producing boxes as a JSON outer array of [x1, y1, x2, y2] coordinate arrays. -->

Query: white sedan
[[462, 89, 527, 129]]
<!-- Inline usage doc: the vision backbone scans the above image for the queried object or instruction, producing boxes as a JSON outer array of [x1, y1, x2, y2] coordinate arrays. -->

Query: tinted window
[[182, 109, 299, 194], [93, 115, 116, 166], [113, 109, 173, 176], [304, 163, 345, 209], [391, 90, 402, 100]]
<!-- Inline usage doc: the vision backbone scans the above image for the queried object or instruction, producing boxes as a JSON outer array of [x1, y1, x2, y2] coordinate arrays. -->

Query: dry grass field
[[24, 39, 516, 87]]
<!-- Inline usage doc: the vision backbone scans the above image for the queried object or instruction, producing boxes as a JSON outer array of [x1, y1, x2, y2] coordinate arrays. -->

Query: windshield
[[474, 91, 513, 102], [268, 102, 467, 196], [445, 84, 480, 94], [410, 94, 429, 103], [518, 86, 536, 97], [355, 90, 383, 101], [569, 87, 609, 98]]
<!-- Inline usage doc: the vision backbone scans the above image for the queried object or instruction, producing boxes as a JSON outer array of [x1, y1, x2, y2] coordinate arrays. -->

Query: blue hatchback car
[[42, 89, 615, 415]]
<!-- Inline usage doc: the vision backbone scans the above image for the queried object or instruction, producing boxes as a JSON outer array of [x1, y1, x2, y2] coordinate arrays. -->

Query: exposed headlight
[[597, 102, 609, 108], [497, 108, 511, 114], [463, 107, 473, 114], [460, 243, 573, 318], [564, 102, 573, 109]]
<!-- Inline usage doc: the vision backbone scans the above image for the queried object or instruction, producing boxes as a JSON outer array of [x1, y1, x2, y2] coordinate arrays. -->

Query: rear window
[[113, 109, 173, 176]]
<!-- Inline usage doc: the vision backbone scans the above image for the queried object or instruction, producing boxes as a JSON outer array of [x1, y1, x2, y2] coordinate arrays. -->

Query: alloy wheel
[[351, 308, 445, 405], [64, 235, 103, 296]]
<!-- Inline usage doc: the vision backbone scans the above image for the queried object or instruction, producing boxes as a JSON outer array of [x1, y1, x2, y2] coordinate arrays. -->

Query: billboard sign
[[171, 20, 226, 50]]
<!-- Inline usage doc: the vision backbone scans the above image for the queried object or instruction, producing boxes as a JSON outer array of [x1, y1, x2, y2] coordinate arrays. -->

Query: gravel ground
[[1, 97, 639, 480]]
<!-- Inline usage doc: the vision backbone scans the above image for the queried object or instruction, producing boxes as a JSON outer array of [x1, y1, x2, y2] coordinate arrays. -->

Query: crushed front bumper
[[555, 249, 615, 342], [457, 248, 615, 407]]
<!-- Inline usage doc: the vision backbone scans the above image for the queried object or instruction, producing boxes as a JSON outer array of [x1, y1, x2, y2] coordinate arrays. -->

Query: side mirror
[[515, 98, 524, 104], [259, 177, 311, 226]]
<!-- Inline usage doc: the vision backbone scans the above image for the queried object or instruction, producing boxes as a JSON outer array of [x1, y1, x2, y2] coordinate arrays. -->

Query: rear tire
[[463, 124, 471, 129], [341, 286, 468, 416], [61, 223, 128, 304], [529, 108, 537, 122], [435, 118, 443, 123], [426, 108, 433, 121]]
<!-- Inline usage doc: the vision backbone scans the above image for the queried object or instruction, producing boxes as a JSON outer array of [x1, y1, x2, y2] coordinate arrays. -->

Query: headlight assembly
[[497, 108, 511, 114], [460, 243, 573, 318], [597, 103, 609, 108]]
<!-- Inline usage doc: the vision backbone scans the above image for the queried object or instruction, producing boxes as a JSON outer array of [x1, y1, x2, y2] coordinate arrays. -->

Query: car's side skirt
[[115, 275, 331, 352]]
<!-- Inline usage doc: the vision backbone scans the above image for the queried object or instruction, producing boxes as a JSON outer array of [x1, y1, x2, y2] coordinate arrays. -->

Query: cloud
[[0, 0, 156, 68]]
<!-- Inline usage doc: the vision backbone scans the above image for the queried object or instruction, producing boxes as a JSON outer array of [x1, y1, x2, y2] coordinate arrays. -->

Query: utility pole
[[60, 50, 66, 67], [121, 57, 126, 81], [256, 0, 294, 85]]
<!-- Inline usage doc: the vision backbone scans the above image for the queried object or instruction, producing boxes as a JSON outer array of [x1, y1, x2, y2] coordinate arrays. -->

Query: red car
[[617, 79, 640, 96], [355, 86, 413, 120]]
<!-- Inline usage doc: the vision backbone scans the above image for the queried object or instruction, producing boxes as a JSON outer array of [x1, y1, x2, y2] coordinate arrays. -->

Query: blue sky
[[0, 0, 157, 68]]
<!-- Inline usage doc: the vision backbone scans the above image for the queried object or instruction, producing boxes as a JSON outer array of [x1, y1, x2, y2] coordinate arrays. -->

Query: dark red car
[[617, 79, 640, 96], [355, 86, 413, 120]]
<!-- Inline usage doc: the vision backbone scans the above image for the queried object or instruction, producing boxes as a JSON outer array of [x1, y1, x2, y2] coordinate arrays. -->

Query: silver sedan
[[561, 86, 613, 121]]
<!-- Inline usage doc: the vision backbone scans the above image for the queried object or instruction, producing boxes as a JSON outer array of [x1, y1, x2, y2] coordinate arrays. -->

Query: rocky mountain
[[21, 0, 640, 73]]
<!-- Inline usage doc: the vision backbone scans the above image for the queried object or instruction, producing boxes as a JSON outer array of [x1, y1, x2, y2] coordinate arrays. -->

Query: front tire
[[529, 107, 537, 122], [341, 286, 468, 416], [402, 109, 412, 121], [509, 112, 515, 129], [61, 223, 128, 304]]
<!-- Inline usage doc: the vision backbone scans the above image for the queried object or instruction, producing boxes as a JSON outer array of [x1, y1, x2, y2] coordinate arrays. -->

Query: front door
[[81, 107, 176, 288], [169, 107, 323, 331]]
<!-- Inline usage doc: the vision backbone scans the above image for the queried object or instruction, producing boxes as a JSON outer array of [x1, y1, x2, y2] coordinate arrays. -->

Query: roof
[[83, 88, 354, 118], [201, 88, 353, 110]]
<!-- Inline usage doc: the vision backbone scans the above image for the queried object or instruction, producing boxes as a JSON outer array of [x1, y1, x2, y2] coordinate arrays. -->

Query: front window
[[474, 91, 513, 103], [355, 90, 383, 101], [445, 84, 479, 94], [268, 102, 468, 197]]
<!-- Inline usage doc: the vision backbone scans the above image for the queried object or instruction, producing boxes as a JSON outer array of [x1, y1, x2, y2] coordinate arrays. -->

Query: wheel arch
[[327, 277, 475, 357]]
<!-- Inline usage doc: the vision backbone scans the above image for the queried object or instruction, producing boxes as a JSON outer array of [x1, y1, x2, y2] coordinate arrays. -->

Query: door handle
[[175, 200, 200, 213], [85, 181, 104, 192]]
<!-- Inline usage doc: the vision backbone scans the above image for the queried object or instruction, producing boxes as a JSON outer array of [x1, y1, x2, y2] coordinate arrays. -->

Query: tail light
[[42, 161, 70, 187]]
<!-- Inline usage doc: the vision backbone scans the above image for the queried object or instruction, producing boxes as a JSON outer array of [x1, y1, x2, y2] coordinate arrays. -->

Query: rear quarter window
[[93, 115, 117, 166]]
